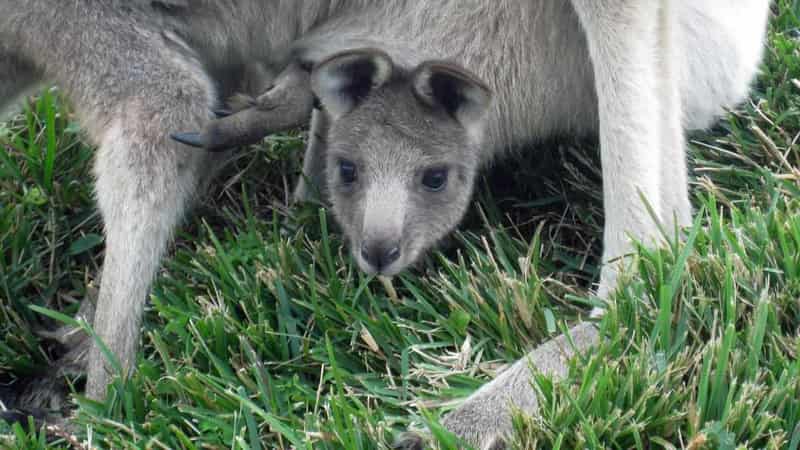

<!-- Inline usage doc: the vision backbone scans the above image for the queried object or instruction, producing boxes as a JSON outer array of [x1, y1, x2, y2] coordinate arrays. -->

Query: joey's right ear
[[311, 48, 394, 119], [412, 61, 492, 131]]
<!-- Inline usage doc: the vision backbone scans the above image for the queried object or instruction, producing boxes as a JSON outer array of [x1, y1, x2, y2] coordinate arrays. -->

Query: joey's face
[[310, 49, 492, 276], [326, 93, 481, 275]]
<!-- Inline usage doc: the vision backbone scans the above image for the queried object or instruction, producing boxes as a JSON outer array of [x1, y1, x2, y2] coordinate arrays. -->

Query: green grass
[[2, 2, 800, 449]]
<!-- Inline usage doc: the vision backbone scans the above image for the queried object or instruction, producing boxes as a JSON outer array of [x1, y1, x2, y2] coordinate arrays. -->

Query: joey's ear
[[412, 62, 492, 130], [311, 48, 394, 119], [150, 0, 189, 11]]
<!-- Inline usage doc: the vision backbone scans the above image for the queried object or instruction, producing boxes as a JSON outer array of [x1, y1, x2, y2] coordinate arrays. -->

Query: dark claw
[[0, 408, 46, 425], [170, 131, 206, 148], [212, 108, 233, 118], [393, 432, 426, 450]]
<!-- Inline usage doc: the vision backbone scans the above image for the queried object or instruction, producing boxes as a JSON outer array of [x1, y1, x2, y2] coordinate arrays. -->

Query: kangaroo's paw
[[2, 291, 98, 427], [172, 63, 314, 152]]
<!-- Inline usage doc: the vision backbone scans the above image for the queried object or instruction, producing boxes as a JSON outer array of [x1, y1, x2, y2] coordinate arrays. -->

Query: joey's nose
[[360, 241, 401, 272]]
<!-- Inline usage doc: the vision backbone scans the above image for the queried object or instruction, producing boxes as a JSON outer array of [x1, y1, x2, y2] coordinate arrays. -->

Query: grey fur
[[311, 50, 491, 275], [0, 1, 770, 447], [0, 0, 379, 402], [441, 323, 600, 449]]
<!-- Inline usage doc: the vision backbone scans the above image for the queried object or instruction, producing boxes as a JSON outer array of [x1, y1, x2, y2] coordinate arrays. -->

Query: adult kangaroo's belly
[[474, 0, 598, 156]]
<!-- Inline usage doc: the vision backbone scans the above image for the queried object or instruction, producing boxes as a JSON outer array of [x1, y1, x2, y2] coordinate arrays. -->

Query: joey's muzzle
[[360, 240, 401, 273], [356, 181, 408, 274]]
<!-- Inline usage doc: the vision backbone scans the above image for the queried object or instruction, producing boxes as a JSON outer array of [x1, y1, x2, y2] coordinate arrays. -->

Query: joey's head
[[311, 49, 492, 276]]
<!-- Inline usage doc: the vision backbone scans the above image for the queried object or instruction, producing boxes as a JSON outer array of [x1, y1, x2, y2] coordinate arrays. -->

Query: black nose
[[361, 242, 401, 272]]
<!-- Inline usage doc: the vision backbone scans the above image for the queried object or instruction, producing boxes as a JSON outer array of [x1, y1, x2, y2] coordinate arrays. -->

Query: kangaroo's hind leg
[[3, 1, 226, 400], [88, 104, 217, 399], [87, 42, 225, 398]]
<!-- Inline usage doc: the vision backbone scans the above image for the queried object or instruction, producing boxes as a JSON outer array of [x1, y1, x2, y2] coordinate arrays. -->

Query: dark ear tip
[[0, 408, 46, 425], [170, 131, 205, 148], [212, 108, 233, 118], [310, 47, 396, 118], [411, 61, 492, 128], [313, 47, 393, 72], [415, 61, 492, 96]]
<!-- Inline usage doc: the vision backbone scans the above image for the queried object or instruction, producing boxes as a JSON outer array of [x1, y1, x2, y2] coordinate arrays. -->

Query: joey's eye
[[422, 167, 448, 192], [339, 160, 357, 184]]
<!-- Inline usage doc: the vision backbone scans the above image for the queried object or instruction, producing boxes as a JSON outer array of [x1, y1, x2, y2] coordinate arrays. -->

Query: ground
[[1, 2, 799, 449]]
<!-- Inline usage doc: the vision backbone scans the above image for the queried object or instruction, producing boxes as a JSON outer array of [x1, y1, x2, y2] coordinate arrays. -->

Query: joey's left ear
[[150, 0, 189, 11], [311, 48, 395, 120], [412, 61, 492, 130]]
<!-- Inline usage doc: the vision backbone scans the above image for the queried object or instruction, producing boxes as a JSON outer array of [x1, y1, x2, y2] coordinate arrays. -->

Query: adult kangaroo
[[0, 0, 770, 447]]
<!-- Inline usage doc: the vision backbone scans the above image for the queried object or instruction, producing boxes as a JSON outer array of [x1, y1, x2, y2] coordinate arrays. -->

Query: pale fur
[[0, 0, 770, 447], [403, 2, 770, 448]]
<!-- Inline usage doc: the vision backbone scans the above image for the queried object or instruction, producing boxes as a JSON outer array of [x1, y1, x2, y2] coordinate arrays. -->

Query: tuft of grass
[[511, 195, 800, 449], [0, 89, 99, 377], [2, 1, 800, 448]]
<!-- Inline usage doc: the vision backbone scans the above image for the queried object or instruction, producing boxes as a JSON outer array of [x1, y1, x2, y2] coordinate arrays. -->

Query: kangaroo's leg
[[427, 323, 599, 450], [414, 3, 677, 449], [657, 0, 692, 237], [2, 0, 221, 400], [87, 47, 220, 400], [88, 104, 215, 399], [568, 1, 674, 307]]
